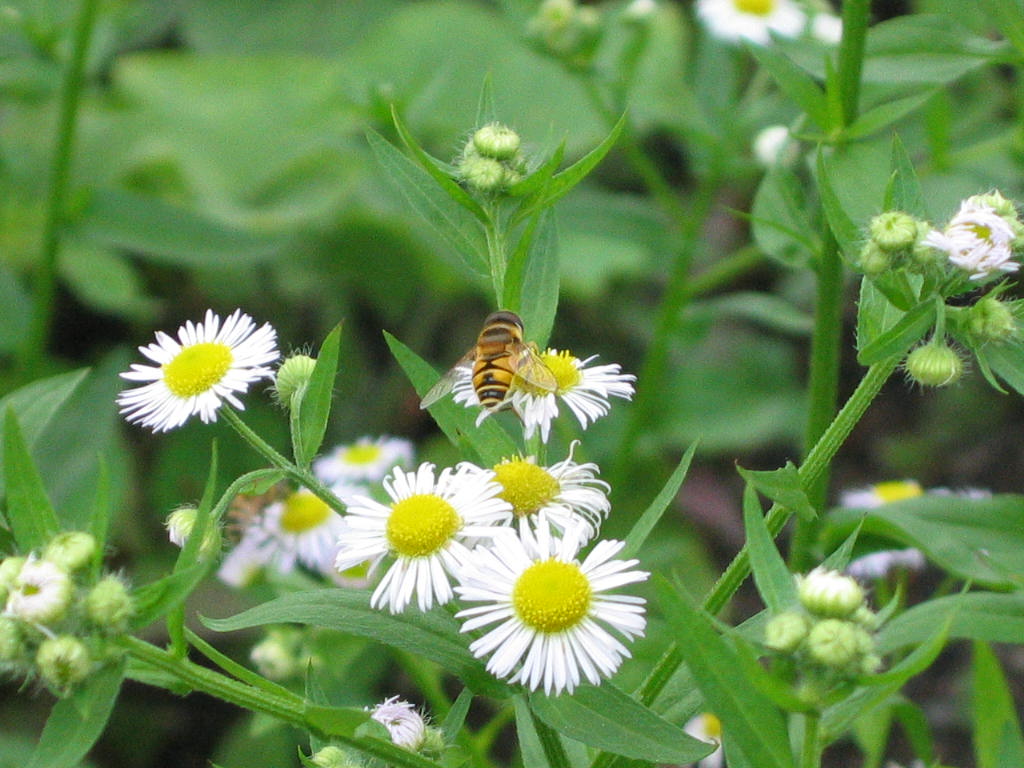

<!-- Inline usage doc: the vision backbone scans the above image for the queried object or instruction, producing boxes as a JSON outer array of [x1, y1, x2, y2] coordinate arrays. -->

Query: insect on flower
[[420, 310, 557, 412]]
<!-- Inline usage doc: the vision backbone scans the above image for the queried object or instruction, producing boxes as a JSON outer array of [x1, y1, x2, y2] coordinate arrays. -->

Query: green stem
[[836, 0, 871, 130], [487, 203, 507, 304], [220, 408, 347, 514], [17, 0, 99, 378], [800, 712, 822, 768], [790, 232, 844, 569]]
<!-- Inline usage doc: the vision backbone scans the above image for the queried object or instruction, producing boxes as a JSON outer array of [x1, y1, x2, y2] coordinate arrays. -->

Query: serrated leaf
[[0, 369, 89, 497], [623, 441, 697, 559], [737, 462, 815, 522], [529, 684, 714, 764], [656, 579, 795, 768], [385, 332, 517, 465], [748, 43, 829, 130], [202, 589, 510, 698], [3, 409, 61, 550], [504, 208, 559, 349], [856, 299, 935, 365], [741, 484, 797, 614], [367, 128, 487, 275], [26, 660, 124, 768], [292, 323, 342, 468]]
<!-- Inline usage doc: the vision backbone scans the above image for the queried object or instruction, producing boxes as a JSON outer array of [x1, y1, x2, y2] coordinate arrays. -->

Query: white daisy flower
[[838, 479, 923, 508], [5, 557, 73, 625], [696, 0, 806, 45], [847, 548, 926, 581], [117, 309, 279, 432], [455, 520, 648, 695], [510, 349, 636, 443], [809, 12, 842, 44], [492, 442, 610, 542], [257, 488, 347, 574], [369, 696, 427, 750], [313, 436, 415, 485], [334, 463, 512, 614], [684, 713, 724, 768], [923, 200, 1019, 280], [218, 531, 270, 588]]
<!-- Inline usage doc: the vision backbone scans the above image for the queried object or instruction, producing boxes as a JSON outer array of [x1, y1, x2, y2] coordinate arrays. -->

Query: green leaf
[[972, 641, 1024, 768], [737, 462, 815, 522], [842, 91, 934, 142], [74, 187, 288, 268], [529, 684, 714, 764], [826, 494, 1024, 589], [509, 142, 566, 203], [702, 293, 814, 337], [202, 589, 510, 698], [741, 483, 797, 614], [656, 579, 795, 768], [815, 150, 861, 264], [3, 409, 61, 551], [884, 134, 928, 218], [185, 628, 300, 708], [514, 696, 553, 768], [856, 299, 935, 365], [976, 341, 1024, 398], [303, 704, 377, 738], [129, 564, 209, 631], [623, 441, 697, 559], [26, 660, 124, 768], [366, 128, 487, 275], [385, 332, 517, 466], [748, 44, 829, 130], [979, 0, 1024, 57], [878, 592, 1024, 652], [504, 208, 559, 349], [292, 323, 342, 469], [87, 461, 111, 578], [749, 166, 818, 267], [391, 106, 488, 224], [442, 689, 474, 744], [0, 369, 89, 497]]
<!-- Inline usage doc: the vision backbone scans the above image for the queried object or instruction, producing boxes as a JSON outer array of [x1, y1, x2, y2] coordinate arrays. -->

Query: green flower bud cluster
[[525, 0, 603, 67], [0, 532, 134, 696], [858, 211, 933, 276], [763, 568, 882, 699], [457, 123, 528, 195], [904, 340, 964, 388]]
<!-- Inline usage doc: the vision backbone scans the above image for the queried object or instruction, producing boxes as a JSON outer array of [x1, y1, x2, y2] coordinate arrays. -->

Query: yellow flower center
[[969, 223, 993, 242], [493, 459, 560, 518], [512, 559, 592, 633], [386, 494, 461, 557], [163, 342, 233, 398], [873, 480, 923, 504], [734, 0, 775, 14], [539, 351, 581, 393], [342, 443, 383, 466], [701, 713, 723, 741], [279, 491, 332, 533]]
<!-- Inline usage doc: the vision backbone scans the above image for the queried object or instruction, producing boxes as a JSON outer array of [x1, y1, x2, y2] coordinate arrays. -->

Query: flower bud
[[905, 343, 963, 387], [458, 152, 510, 194], [370, 696, 427, 751], [472, 123, 521, 161], [310, 746, 360, 768], [966, 190, 1019, 224], [0, 556, 26, 603], [858, 242, 891, 276], [851, 604, 880, 631], [0, 616, 28, 663], [797, 567, 865, 619], [869, 211, 919, 252], [6, 558, 73, 625], [911, 220, 943, 269], [165, 506, 220, 557], [85, 575, 134, 634], [36, 635, 92, 693], [44, 531, 97, 572], [420, 726, 446, 755], [250, 628, 302, 680], [764, 611, 810, 653], [806, 619, 860, 669], [967, 296, 1017, 342], [274, 354, 317, 409], [860, 653, 883, 674]]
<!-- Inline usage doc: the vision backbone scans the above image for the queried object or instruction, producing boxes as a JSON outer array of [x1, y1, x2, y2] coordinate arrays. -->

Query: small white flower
[[5, 557, 73, 625], [509, 349, 635, 443], [313, 436, 415, 485], [335, 463, 512, 614], [696, 0, 806, 45], [491, 442, 610, 542], [752, 124, 794, 167], [369, 696, 427, 750], [847, 548, 926, 581], [257, 488, 347, 574], [809, 12, 842, 44], [118, 309, 279, 432], [455, 520, 648, 695], [839, 480, 923, 508], [217, 531, 270, 588], [684, 713, 724, 768], [924, 201, 1019, 280]]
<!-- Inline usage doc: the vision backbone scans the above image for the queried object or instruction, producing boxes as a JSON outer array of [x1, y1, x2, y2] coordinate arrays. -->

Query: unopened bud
[[851, 604, 880, 631], [370, 696, 427, 751], [0, 616, 28, 663], [806, 618, 860, 668], [165, 506, 220, 557], [85, 575, 134, 634], [473, 123, 521, 161], [967, 296, 1017, 342], [310, 746, 360, 768], [250, 628, 302, 681], [44, 531, 97, 572], [274, 354, 317, 409], [869, 211, 919, 252], [764, 611, 809, 653], [905, 343, 963, 387], [858, 242, 891, 276], [421, 726, 446, 755], [798, 567, 865, 619], [36, 635, 92, 693], [0, 556, 26, 603], [459, 152, 510, 193]]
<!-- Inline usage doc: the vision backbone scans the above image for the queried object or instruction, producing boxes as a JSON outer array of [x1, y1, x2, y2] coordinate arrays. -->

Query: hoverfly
[[420, 310, 557, 411]]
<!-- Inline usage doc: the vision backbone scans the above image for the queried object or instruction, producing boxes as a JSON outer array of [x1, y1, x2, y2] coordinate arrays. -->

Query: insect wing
[[509, 344, 557, 393], [419, 349, 475, 409]]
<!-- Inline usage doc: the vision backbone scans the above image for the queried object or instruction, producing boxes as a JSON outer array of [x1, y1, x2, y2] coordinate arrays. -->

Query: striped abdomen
[[472, 312, 524, 409]]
